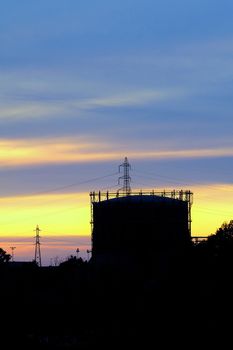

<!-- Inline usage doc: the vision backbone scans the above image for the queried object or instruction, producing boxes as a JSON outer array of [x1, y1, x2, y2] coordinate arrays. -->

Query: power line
[[0, 204, 84, 226], [0, 185, 120, 227], [7, 172, 119, 199], [38, 172, 119, 194], [132, 169, 233, 218], [133, 173, 233, 212], [194, 206, 233, 216], [133, 169, 233, 193]]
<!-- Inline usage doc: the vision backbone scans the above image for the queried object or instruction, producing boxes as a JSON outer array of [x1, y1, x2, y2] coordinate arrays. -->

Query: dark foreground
[[0, 247, 233, 349]]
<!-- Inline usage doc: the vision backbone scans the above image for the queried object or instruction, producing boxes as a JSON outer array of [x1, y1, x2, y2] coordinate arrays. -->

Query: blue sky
[[1, 0, 233, 263]]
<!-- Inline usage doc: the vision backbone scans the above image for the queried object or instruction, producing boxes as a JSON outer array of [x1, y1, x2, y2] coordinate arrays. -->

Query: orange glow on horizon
[[0, 236, 91, 265]]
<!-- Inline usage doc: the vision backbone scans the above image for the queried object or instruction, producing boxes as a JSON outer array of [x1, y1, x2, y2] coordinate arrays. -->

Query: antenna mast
[[34, 225, 42, 267], [118, 157, 131, 195]]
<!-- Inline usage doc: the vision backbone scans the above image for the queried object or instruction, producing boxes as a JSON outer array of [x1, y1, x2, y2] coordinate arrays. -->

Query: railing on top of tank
[[90, 190, 193, 205]]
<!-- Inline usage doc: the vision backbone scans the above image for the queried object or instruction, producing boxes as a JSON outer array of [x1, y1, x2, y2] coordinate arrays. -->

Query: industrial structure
[[90, 158, 193, 274], [34, 225, 42, 267], [10, 246, 16, 262]]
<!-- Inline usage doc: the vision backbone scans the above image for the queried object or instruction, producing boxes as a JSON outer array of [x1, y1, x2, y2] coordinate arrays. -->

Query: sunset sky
[[1, 0, 233, 264]]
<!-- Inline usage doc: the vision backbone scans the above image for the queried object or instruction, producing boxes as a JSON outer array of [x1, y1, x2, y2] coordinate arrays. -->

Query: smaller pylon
[[34, 225, 42, 267], [10, 246, 16, 262]]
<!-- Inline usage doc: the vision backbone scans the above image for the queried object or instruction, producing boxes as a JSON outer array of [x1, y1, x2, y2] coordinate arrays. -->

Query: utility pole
[[34, 225, 42, 267], [118, 157, 131, 195], [76, 248, 80, 259], [10, 246, 16, 262]]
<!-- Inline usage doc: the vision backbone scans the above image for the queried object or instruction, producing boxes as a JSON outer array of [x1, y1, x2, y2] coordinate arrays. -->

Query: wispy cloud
[[75, 88, 184, 108], [0, 85, 184, 120]]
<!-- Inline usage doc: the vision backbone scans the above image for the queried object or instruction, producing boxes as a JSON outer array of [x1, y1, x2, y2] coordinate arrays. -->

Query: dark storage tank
[[91, 192, 192, 275]]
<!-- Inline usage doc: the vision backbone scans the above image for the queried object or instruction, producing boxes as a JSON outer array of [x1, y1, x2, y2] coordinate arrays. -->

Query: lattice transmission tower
[[118, 157, 131, 195], [34, 225, 42, 267], [10, 246, 16, 262]]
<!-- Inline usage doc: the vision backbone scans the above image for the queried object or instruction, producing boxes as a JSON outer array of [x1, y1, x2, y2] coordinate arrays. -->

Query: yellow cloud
[[1, 136, 233, 168]]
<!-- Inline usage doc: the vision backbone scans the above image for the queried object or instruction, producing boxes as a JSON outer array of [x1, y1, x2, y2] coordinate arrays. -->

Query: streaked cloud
[[1, 136, 233, 168], [76, 88, 184, 108], [0, 87, 183, 121]]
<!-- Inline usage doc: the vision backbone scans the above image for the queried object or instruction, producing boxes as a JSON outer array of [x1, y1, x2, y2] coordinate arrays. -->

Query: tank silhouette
[[90, 191, 193, 275]]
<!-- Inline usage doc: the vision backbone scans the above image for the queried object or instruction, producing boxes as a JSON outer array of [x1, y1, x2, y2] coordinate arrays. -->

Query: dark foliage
[[0, 248, 11, 264], [0, 220, 233, 348]]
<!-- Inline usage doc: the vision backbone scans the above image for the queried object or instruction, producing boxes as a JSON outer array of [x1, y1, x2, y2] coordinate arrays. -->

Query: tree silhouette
[[207, 220, 233, 252], [215, 220, 233, 239], [0, 248, 11, 264], [194, 220, 233, 274], [59, 255, 84, 268]]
